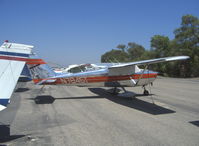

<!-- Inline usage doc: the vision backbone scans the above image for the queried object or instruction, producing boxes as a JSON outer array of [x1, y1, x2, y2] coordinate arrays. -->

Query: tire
[[143, 90, 149, 95]]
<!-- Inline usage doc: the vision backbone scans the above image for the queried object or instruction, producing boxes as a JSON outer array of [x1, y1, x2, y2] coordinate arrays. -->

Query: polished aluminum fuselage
[[34, 66, 158, 87]]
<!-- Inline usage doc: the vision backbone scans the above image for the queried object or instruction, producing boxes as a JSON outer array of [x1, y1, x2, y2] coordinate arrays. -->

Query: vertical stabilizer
[[0, 41, 33, 111], [26, 54, 57, 84]]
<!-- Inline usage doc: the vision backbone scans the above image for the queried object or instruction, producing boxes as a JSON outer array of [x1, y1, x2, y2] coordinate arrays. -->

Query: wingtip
[[184, 56, 190, 59], [166, 56, 190, 61]]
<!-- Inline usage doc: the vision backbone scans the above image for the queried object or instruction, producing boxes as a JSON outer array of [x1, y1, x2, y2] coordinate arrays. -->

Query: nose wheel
[[143, 85, 149, 95]]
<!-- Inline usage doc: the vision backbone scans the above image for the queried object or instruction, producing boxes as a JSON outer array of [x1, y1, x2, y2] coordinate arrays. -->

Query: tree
[[173, 14, 199, 77], [101, 49, 129, 63], [150, 35, 171, 75], [151, 35, 170, 57], [116, 44, 126, 52], [100, 15, 199, 77], [174, 15, 199, 46], [127, 42, 145, 60]]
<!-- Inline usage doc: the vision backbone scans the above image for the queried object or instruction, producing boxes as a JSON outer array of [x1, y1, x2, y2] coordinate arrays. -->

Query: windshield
[[67, 64, 101, 73]]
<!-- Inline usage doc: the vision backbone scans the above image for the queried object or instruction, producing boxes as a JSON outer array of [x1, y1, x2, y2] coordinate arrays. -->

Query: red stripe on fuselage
[[33, 73, 158, 85]]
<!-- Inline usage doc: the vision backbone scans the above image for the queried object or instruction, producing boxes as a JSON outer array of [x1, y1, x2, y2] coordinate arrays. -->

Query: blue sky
[[0, 0, 198, 66]]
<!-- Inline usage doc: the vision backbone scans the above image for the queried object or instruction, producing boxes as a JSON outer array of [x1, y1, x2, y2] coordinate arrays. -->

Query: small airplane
[[0, 41, 189, 111], [26, 45, 190, 95]]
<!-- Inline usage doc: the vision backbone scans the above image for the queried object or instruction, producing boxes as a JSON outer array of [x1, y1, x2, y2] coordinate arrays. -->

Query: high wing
[[0, 41, 33, 111], [109, 56, 189, 68], [108, 56, 189, 76]]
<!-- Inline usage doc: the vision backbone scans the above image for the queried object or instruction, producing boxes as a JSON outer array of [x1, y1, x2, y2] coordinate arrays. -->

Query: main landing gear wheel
[[143, 90, 149, 95], [110, 87, 120, 95], [110, 87, 127, 95]]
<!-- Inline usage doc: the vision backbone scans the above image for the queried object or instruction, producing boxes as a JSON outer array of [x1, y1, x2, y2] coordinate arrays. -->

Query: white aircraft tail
[[25, 55, 58, 85], [0, 41, 33, 111]]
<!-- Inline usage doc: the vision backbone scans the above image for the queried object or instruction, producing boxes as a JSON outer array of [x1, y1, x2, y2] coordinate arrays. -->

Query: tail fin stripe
[[0, 56, 46, 64], [0, 51, 29, 57], [26, 61, 46, 65], [0, 56, 29, 61], [0, 99, 9, 106]]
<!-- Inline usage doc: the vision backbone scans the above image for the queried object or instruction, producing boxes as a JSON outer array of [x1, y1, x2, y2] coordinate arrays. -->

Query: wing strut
[[135, 64, 149, 86]]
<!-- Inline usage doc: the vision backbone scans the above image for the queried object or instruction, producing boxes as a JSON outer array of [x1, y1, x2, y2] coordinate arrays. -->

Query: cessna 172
[[0, 41, 189, 111]]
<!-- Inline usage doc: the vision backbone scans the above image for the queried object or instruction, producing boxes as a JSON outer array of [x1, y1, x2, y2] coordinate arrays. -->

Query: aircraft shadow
[[189, 120, 199, 127], [15, 88, 29, 93], [0, 125, 25, 143], [29, 88, 175, 115], [28, 95, 103, 104], [89, 88, 175, 115]]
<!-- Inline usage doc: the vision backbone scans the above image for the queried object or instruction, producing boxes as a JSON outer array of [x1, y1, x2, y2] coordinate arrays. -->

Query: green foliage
[[173, 14, 199, 77], [127, 42, 145, 61], [101, 49, 129, 63], [151, 35, 170, 57], [150, 35, 171, 75], [116, 44, 126, 52], [101, 14, 199, 77]]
